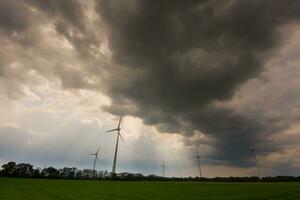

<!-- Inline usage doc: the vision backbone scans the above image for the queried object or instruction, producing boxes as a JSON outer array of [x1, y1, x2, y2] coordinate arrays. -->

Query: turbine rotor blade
[[96, 147, 100, 154], [119, 132, 124, 142], [118, 115, 123, 129], [106, 128, 119, 133]]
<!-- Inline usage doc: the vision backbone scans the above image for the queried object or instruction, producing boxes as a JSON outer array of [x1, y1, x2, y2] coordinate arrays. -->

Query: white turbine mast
[[88, 146, 100, 175], [251, 147, 262, 179], [196, 151, 202, 178], [162, 161, 165, 177], [106, 115, 124, 174]]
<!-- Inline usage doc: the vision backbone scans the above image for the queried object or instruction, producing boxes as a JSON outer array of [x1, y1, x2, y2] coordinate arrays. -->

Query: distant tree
[[75, 170, 83, 179], [15, 163, 34, 177], [1, 161, 300, 182], [32, 168, 41, 178], [59, 167, 77, 179], [103, 170, 110, 178], [1, 162, 16, 177], [82, 169, 94, 179], [42, 167, 59, 178]]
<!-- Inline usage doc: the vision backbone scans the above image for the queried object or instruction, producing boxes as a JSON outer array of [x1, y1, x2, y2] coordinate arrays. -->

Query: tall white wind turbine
[[251, 148, 261, 179], [162, 161, 165, 177], [106, 115, 124, 174], [88, 147, 100, 175], [196, 151, 202, 178]]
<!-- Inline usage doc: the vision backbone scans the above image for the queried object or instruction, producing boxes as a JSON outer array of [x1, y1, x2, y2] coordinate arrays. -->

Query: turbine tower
[[251, 148, 261, 179], [196, 151, 202, 178], [88, 147, 100, 176], [106, 115, 124, 174], [162, 161, 165, 177]]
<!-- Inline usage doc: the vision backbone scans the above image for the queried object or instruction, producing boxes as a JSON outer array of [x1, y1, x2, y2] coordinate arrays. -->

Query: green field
[[0, 178, 300, 200]]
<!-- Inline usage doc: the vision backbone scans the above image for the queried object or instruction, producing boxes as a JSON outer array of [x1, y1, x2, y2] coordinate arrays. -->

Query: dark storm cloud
[[26, 0, 102, 59], [0, 0, 102, 60], [0, 0, 299, 171], [0, 0, 31, 34], [187, 105, 288, 166], [97, 0, 300, 166], [0, 0, 104, 95], [27, 0, 85, 29]]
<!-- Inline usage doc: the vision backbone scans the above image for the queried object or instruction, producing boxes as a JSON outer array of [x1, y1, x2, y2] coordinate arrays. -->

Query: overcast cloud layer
[[97, 0, 300, 167], [1, 0, 300, 176]]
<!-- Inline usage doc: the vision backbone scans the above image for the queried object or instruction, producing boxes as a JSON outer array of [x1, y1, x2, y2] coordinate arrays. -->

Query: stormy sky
[[1, 0, 300, 177]]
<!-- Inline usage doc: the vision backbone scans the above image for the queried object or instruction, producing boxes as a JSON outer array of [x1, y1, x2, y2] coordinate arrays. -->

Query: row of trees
[[0, 162, 113, 179], [1, 161, 300, 182]]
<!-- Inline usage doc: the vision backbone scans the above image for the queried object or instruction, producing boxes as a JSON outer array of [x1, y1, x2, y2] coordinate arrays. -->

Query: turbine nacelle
[[89, 147, 100, 157], [106, 115, 124, 142], [89, 147, 100, 173]]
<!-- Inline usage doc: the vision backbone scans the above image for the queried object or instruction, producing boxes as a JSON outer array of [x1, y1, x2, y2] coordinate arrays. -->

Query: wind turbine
[[196, 151, 202, 178], [251, 148, 261, 179], [162, 161, 165, 177], [88, 147, 100, 176], [106, 115, 124, 174]]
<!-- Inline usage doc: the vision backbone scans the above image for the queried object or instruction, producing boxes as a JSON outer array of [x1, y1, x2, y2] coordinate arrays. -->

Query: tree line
[[1, 161, 300, 182]]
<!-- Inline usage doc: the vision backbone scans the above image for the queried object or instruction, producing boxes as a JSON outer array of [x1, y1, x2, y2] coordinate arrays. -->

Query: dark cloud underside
[[97, 0, 300, 166], [0, 1, 30, 34]]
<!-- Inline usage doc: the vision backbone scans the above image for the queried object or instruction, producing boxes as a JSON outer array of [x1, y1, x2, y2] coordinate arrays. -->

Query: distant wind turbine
[[251, 148, 261, 179], [88, 147, 100, 175], [162, 161, 165, 177], [106, 115, 124, 174], [196, 151, 202, 178]]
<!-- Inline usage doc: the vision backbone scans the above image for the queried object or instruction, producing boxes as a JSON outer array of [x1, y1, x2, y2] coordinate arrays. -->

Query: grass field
[[0, 178, 300, 200]]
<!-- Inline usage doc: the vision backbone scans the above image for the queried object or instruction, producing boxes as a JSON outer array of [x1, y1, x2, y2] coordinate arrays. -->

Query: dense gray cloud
[[0, 0, 31, 34], [26, 0, 103, 59], [0, 0, 104, 97], [1, 0, 300, 173], [97, 0, 300, 167]]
